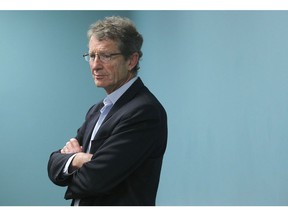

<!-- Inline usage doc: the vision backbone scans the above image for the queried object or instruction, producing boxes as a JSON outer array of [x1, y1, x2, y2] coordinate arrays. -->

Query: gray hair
[[87, 16, 143, 73]]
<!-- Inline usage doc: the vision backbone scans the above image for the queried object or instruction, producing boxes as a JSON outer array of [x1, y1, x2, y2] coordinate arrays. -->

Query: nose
[[90, 56, 103, 73]]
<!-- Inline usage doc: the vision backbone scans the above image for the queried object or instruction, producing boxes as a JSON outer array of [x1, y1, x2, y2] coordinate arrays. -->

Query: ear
[[127, 52, 139, 71]]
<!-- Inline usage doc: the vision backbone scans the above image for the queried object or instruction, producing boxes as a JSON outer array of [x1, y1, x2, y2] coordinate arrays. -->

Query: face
[[88, 36, 138, 94]]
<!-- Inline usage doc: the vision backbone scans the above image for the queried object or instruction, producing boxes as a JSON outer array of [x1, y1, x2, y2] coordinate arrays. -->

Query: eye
[[100, 53, 111, 61], [103, 54, 110, 58], [89, 53, 96, 60]]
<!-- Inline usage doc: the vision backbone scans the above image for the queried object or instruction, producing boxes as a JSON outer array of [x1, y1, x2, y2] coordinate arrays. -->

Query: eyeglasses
[[83, 52, 122, 63]]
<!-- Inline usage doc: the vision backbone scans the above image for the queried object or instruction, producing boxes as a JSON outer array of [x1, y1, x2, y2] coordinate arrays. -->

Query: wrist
[[71, 152, 92, 169]]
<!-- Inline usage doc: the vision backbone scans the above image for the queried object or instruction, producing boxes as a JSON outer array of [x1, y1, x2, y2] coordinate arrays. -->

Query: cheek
[[107, 63, 127, 80], [106, 66, 118, 81]]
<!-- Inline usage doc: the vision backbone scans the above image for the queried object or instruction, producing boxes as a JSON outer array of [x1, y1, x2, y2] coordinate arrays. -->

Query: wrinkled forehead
[[88, 36, 120, 53]]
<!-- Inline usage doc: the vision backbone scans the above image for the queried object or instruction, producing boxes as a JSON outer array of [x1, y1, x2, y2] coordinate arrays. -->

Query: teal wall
[[1, 11, 288, 206]]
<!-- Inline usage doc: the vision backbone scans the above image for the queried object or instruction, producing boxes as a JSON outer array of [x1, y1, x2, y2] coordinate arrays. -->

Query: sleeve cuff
[[63, 154, 77, 175]]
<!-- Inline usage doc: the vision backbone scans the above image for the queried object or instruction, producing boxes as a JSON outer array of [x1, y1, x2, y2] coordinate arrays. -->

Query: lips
[[93, 74, 107, 81]]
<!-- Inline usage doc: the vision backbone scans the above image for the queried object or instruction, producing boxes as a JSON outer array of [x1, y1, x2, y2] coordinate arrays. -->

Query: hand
[[61, 138, 82, 154], [71, 152, 93, 170]]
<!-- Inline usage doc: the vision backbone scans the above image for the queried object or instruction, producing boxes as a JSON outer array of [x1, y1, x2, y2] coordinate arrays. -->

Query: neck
[[105, 72, 136, 94]]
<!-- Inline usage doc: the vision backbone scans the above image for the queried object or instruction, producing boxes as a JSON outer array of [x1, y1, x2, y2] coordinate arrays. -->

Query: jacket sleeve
[[47, 150, 75, 186]]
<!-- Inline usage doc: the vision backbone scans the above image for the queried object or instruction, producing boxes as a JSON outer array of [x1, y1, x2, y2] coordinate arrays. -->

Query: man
[[47, 16, 168, 206]]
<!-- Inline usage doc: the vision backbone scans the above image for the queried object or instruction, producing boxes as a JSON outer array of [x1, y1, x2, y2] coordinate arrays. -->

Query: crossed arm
[[61, 138, 92, 172]]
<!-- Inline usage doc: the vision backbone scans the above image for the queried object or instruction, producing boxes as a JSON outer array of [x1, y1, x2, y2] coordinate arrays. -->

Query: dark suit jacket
[[47, 78, 168, 206]]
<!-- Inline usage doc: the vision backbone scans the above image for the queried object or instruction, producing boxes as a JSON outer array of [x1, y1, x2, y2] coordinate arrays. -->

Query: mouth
[[93, 74, 107, 80]]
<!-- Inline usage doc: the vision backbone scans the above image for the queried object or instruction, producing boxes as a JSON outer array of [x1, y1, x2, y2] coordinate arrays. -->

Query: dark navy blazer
[[47, 78, 168, 206]]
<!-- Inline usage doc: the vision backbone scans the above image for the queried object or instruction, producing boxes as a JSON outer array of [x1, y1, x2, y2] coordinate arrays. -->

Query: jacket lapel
[[82, 103, 103, 152]]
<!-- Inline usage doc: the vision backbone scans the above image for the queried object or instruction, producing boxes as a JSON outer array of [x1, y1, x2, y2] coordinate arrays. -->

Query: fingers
[[69, 138, 79, 147], [61, 138, 82, 154]]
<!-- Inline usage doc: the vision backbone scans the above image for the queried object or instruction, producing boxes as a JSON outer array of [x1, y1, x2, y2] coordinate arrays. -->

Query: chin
[[94, 81, 105, 88]]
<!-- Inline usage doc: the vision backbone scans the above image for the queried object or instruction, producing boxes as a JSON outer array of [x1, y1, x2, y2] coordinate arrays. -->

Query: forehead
[[88, 37, 119, 52]]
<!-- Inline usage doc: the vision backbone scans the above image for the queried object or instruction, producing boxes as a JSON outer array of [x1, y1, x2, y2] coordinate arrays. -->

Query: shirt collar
[[106, 76, 138, 105]]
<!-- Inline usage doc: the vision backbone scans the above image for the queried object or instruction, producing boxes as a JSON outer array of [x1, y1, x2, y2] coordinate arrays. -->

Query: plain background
[[1, 10, 288, 206]]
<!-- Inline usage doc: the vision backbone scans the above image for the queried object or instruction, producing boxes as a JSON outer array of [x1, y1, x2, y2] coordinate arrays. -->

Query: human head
[[87, 16, 143, 74]]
